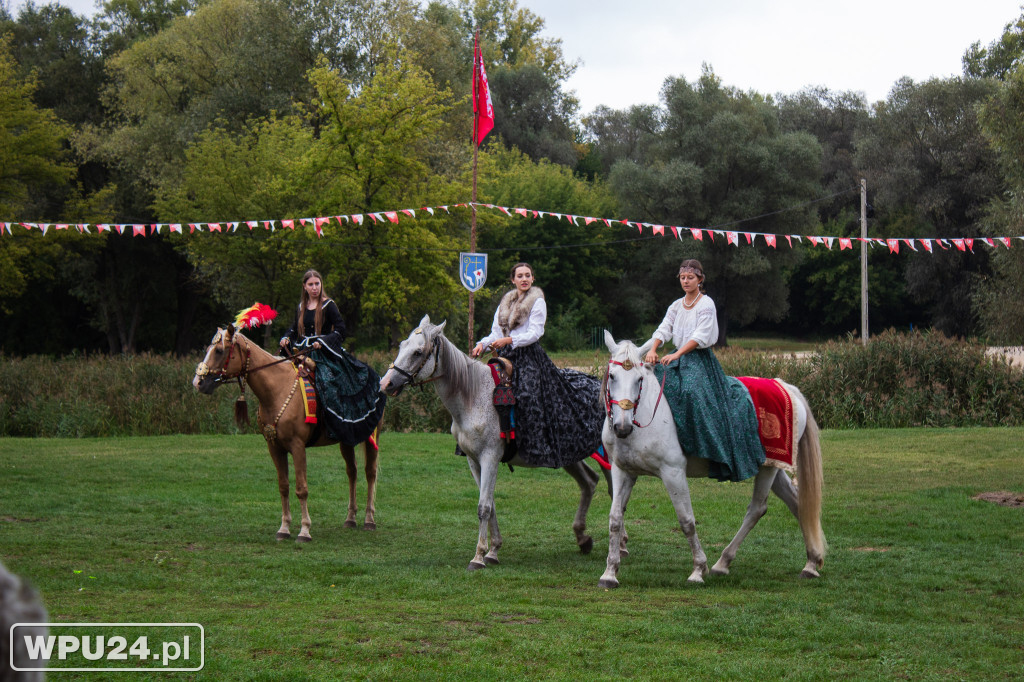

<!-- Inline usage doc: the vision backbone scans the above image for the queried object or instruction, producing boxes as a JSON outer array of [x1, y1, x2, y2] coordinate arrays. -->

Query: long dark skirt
[[498, 342, 603, 468], [654, 348, 765, 482], [307, 344, 386, 446]]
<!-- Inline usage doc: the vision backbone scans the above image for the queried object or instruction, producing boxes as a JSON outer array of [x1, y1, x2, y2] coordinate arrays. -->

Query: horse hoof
[[276, 532, 290, 541], [687, 575, 705, 585], [710, 564, 730, 576], [483, 556, 500, 566], [296, 535, 312, 543], [578, 536, 594, 554], [343, 520, 357, 529], [467, 561, 487, 572], [598, 577, 620, 589], [800, 568, 820, 579], [363, 522, 376, 531]]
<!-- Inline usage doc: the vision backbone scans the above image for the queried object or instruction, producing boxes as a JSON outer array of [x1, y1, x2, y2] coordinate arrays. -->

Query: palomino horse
[[193, 325, 381, 541], [379, 315, 609, 571], [599, 331, 826, 589]]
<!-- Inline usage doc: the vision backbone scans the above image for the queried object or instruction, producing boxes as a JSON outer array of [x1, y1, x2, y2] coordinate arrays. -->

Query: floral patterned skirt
[[497, 342, 603, 468], [655, 348, 765, 482]]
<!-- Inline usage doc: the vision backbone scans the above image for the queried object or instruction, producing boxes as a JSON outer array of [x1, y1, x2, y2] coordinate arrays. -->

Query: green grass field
[[2, 430, 1022, 680]]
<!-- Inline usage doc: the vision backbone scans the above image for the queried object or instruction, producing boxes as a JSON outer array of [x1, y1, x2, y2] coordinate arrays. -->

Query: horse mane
[[431, 327, 481, 407], [611, 339, 644, 367]]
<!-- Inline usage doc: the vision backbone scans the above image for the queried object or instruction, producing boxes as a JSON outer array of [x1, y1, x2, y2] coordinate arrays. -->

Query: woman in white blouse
[[468, 262, 603, 468], [643, 259, 765, 481]]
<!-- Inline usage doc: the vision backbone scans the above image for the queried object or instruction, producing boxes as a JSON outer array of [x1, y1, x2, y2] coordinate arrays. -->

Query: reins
[[194, 333, 317, 435], [604, 358, 667, 429]]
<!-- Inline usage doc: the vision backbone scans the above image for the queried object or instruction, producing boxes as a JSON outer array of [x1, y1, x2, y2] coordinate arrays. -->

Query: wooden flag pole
[[469, 29, 479, 354]]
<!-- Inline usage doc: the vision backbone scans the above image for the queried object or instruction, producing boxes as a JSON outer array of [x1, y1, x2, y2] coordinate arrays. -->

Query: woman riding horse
[[643, 259, 764, 481], [470, 262, 604, 468], [279, 269, 385, 446]]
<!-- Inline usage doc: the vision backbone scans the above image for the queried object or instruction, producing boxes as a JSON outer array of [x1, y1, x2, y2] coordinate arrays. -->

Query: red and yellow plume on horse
[[233, 302, 278, 330]]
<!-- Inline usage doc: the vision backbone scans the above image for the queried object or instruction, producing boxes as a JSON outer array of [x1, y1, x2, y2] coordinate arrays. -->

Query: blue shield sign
[[459, 252, 488, 292]]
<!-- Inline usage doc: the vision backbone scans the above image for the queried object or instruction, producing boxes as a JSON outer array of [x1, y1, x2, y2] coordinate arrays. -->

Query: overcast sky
[[517, 0, 1024, 113], [20, 0, 1024, 114]]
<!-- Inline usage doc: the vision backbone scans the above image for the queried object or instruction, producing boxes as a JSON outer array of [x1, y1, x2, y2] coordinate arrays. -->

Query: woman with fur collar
[[470, 263, 603, 468]]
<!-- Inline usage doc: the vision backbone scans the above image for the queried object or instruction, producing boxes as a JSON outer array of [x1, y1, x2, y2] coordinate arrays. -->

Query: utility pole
[[860, 178, 869, 346]]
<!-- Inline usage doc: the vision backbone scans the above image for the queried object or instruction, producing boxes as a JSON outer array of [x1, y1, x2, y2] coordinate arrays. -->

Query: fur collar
[[497, 286, 544, 335]]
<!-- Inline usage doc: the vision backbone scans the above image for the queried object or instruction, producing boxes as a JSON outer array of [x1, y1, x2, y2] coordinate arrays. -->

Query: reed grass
[[2, 330, 1022, 437]]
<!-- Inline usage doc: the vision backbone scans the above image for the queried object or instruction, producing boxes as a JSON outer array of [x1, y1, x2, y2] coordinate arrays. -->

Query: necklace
[[681, 293, 702, 310]]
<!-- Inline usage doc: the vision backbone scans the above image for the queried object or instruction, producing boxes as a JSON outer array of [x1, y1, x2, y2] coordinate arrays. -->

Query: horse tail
[[796, 398, 826, 568], [234, 395, 250, 430]]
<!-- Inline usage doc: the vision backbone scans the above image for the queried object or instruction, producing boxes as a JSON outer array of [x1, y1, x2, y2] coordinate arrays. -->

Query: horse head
[[193, 325, 246, 394], [603, 330, 656, 439], [380, 315, 446, 397]]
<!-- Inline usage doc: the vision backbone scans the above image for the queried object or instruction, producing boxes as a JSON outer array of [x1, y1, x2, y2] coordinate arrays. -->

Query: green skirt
[[654, 348, 765, 482]]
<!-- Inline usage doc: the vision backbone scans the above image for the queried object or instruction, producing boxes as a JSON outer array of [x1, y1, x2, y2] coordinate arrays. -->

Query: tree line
[[2, 0, 1024, 355]]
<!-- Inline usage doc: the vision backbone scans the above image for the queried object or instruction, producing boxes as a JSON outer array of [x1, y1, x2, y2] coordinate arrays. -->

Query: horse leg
[[771, 471, 800, 517], [660, 466, 708, 584], [292, 446, 312, 542], [563, 460, 599, 554], [599, 466, 635, 589], [362, 438, 379, 530], [711, 466, 778, 575], [269, 443, 292, 540], [468, 454, 501, 571], [340, 444, 359, 529], [467, 455, 501, 564]]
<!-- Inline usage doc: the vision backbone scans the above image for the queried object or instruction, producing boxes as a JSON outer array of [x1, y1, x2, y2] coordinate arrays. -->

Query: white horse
[[379, 315, 609, 571], [598, 331, 826, 589]]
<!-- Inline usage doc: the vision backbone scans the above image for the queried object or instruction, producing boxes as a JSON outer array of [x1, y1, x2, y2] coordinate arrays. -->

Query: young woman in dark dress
[[470, 263, 603, 468], [279, 269, 385, 445]]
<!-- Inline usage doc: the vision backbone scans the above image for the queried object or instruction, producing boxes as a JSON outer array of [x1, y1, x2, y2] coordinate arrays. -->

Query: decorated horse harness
[[604, 357, 667, 429]]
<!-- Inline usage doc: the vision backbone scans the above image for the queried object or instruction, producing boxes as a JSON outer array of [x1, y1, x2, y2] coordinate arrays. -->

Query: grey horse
[[380, 315, 613, 571]]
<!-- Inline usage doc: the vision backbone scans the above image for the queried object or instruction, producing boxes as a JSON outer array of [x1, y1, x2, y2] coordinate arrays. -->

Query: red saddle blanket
[[736, 377, 797, 472]]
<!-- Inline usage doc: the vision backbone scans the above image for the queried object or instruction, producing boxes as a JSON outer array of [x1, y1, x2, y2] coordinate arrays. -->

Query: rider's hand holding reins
[[472, 337, 511, 358], [660, 339, 699, 365]]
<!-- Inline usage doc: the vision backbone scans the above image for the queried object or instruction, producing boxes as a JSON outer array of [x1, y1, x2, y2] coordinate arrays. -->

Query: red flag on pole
[[473, 33, 494, 146]]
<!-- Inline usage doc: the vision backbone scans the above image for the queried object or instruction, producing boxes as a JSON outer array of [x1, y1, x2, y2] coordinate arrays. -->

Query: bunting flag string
[[4, 201, 1022, 255]]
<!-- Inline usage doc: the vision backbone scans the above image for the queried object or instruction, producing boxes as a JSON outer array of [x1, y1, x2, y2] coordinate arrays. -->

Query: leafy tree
[[975, 59, 1024, 343], [0, 34, 73, 222], [855, 76, 1002, 337], [157, 48, 466, 348], [605, 68, 823, 344], [2, 2, 104, 126], [305, 53, 466, 346], [963, 11, 1024, 80], [94, 0, 199, 55], [474, 145, 620, 344], [413, 0, 580, 166], [582, 103, 662, 178], [487, 63, 578, 166], [93, 0, 310, 194]]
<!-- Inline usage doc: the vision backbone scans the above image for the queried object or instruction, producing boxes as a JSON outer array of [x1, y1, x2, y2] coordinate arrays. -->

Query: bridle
[[386, 334, 442, 395], [604, 357, 666, 429], [194, 331, 312, 388]]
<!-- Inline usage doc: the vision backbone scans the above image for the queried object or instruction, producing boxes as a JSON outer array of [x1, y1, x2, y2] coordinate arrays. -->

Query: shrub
[[2, 330, 1021, 437]]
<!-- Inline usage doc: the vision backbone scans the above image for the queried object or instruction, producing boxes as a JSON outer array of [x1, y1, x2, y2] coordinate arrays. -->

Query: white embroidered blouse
[[477, 298, 547, 349], [650, 295, 719, 349]]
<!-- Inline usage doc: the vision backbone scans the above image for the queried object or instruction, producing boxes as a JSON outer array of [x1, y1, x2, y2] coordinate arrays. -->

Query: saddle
[[487, 357, 518, 464]]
